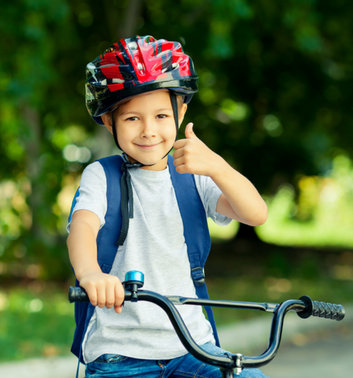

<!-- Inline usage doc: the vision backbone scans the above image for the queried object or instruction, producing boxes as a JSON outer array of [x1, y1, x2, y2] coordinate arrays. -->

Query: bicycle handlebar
[[298, 295, 345, 321], [68, 271, 345, 376]]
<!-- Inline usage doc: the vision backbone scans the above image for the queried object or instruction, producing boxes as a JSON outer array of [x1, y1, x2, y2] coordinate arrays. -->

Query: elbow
[[255, 204, 268, 226], [246, 202, 268, 227], [253, 213, 267, 226]]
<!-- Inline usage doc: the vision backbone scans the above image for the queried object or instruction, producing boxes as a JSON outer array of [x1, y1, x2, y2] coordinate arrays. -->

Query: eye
[[126, 116, 139, 121], [156, 114, 168, 119]]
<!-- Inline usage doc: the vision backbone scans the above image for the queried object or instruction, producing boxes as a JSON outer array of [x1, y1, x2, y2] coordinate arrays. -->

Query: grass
[[256, 155, 353, 248], [0, 284, 75, 362]]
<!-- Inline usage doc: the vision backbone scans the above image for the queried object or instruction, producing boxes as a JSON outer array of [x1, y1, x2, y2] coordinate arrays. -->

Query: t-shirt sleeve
[[66, 161, 107, 233], [194, 174, 232, 226]]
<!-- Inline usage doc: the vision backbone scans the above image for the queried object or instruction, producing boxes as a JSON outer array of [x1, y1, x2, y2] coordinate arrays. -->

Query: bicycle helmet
[[85, 35, 199, 126]]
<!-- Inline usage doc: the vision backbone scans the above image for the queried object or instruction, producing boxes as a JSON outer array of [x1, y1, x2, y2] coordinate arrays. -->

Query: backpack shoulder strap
[[167, 155, 211, 277], [95, 155, 124, 270], [167, 155, 220, 346]]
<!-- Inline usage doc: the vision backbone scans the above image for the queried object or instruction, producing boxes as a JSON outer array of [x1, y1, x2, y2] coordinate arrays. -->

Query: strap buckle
[[191, 267, 205, 287]]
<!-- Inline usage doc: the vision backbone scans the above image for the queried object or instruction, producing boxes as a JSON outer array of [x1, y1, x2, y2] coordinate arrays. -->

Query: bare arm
[[67, 209, 124, 313], [173, 123, 267, 226], [210, 160, 267, 225]]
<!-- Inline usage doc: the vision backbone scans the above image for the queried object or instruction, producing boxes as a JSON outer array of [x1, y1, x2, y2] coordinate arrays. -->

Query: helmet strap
[[170, 92, 179, 139], [111, 114, 122, 152]]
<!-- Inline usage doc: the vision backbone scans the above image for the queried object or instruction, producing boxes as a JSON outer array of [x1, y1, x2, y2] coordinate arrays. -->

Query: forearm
[[67, 218, 101, 281], [210, 157, 268, 226], [67, 210, 124, 313]]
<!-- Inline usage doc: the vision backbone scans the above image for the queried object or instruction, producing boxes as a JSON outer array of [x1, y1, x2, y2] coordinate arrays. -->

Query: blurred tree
[[1, 0, 353, 282], [0, 0, 146, 281], [0, 0, 78, 280]]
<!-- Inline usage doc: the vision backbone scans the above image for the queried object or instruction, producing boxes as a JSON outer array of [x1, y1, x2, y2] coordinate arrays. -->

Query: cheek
[[163, 122, 178, 140], [115, 124, 132, 151], [116, 122, 132, 138]]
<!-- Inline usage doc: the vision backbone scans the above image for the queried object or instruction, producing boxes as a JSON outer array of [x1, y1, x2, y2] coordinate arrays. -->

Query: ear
[[101, 113, 114, 135], [178, 103, 188, 128]]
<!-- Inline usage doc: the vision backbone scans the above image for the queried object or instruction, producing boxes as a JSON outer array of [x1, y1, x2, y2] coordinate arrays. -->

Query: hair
[[176, 94, 185, 109]]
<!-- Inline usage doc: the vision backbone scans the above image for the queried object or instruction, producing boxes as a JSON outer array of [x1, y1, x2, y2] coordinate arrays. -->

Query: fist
[[80, 272, 125, 314], [173, 123, 220, 176]]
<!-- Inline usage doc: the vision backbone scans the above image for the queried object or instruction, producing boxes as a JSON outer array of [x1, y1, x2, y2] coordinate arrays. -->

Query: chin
[[136, 154, 170, 170], [141, 155, 165, 165]]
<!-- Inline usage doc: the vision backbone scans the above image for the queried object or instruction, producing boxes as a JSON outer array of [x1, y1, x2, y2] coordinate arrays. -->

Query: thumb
[[185, 122, 196, 139]]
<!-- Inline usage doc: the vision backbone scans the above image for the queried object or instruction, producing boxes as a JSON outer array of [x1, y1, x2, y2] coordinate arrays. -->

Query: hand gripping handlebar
[[68, 271, 346, 377]]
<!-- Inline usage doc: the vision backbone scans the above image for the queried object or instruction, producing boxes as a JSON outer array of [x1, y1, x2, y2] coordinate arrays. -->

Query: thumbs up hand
[[184, 121, 197, 140], [173, 124, 268, 226], [173, 122, 223, 176]]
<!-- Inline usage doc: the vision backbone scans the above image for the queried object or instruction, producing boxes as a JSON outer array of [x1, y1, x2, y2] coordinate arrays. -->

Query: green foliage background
[[1, 0, 353, 362], [1, 0, 353, 281]]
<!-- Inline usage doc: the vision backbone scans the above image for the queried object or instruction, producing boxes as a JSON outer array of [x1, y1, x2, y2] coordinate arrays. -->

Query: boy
[[67, 35, 268, 377]]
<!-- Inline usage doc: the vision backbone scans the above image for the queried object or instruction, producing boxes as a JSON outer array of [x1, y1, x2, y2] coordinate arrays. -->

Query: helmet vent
[[104, 45, 119, 53], [129, 42, 138, 50]]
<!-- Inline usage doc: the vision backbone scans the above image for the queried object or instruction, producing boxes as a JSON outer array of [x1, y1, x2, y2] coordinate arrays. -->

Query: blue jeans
[[85, 343, 268, 377]]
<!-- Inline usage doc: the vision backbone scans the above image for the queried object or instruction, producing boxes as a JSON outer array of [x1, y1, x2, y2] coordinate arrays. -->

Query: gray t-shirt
[[68, 160, 232, 363]]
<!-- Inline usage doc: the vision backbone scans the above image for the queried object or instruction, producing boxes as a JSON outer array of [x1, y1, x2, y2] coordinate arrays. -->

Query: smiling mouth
[[135, 142, 162, 149]]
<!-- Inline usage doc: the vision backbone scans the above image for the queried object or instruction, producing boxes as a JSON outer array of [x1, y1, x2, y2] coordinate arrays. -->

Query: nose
[[140, 119, 156, 138]]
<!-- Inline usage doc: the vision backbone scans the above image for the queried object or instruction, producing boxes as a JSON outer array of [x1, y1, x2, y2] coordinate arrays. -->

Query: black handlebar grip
[[68, 286, 89, 303], [298, 295, 345, 321]]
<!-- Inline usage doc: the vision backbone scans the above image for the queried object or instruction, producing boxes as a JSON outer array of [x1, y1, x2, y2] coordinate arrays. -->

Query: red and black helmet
[[85, 35, 199, 125]]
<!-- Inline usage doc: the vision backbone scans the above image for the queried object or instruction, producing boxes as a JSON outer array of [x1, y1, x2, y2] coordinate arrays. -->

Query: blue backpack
[[69, 154, 220, 363]]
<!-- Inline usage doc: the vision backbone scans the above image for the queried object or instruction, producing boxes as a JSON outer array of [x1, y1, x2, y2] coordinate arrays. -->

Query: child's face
[[108, 90, 187, 170]]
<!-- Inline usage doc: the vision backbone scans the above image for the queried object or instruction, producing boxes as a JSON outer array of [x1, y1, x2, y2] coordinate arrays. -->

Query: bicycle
[[69, 271, 346, 378]]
